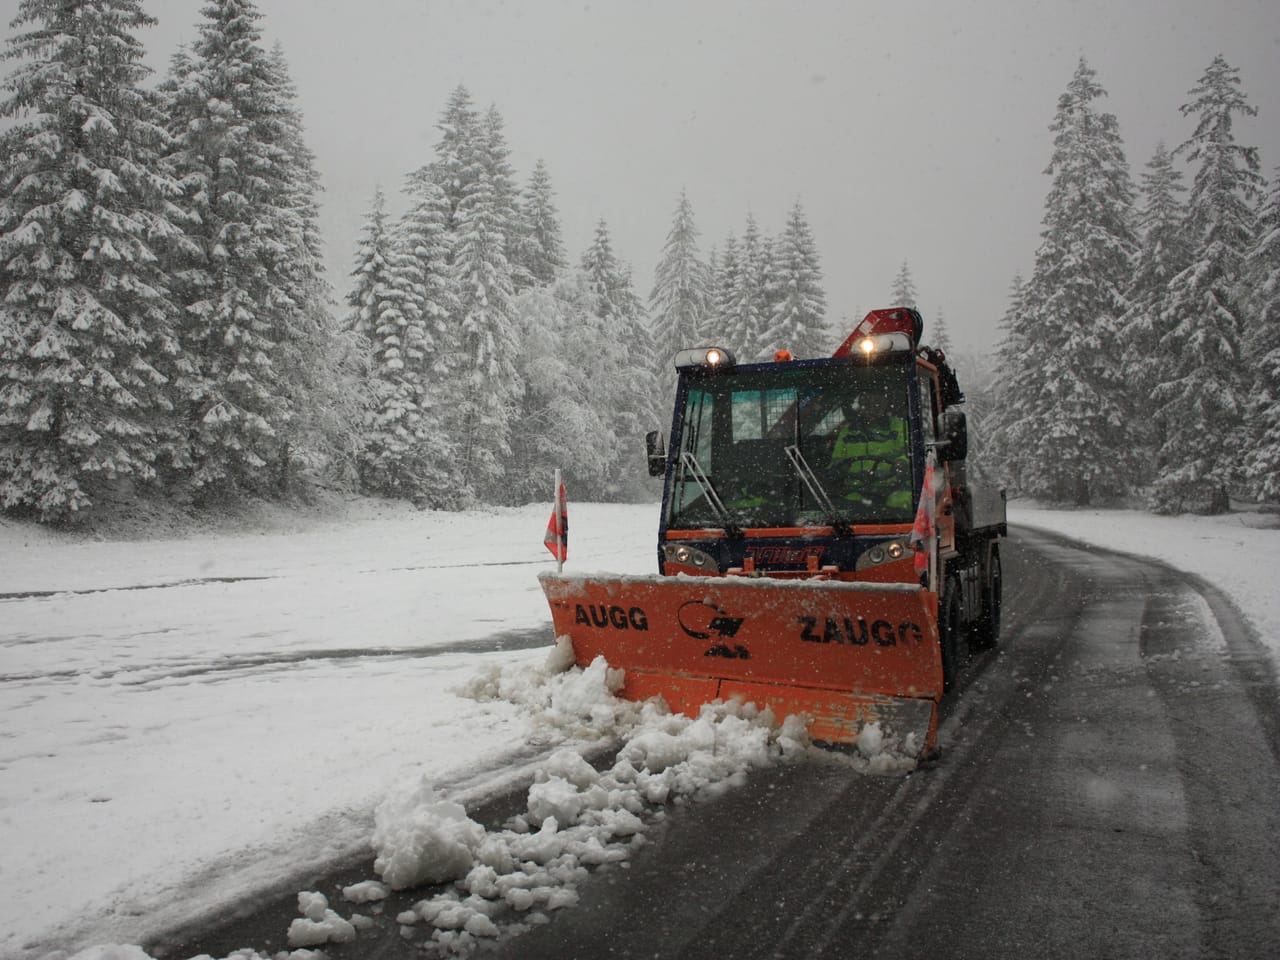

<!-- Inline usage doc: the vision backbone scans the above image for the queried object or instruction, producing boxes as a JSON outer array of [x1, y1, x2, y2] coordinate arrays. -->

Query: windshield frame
[[662, 356, 922, 532]]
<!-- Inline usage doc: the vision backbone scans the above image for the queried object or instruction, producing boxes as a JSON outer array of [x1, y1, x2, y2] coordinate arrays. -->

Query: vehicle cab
[[646, 308, 966, 585]]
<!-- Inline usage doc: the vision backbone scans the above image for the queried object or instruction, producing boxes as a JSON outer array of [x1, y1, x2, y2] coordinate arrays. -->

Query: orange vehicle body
[[539, 308, 1005, 758], [541, 573, 941, 749]]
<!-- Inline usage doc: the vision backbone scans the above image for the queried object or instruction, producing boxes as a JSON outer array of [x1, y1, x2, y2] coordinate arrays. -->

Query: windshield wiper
[[784, 445, 851, 535], [679, 451, 742, 537]]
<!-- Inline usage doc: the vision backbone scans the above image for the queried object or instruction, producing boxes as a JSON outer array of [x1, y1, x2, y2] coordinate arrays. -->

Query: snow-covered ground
[[1008, 503, 1280, 659], [1, 498, 1276, 959]]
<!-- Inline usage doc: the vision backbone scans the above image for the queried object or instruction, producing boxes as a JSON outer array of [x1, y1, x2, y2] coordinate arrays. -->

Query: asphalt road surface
[[164, 527, 1280, 960]]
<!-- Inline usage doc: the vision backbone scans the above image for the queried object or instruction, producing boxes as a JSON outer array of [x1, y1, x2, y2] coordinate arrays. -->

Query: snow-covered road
[[0, 498, 1276, 959]]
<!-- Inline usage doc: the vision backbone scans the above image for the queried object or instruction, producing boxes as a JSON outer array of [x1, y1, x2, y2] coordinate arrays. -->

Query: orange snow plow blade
[[540, 573, 943, 755]]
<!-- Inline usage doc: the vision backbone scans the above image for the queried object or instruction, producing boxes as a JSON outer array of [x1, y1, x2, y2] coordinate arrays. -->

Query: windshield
[[667, 363, 916, 529]]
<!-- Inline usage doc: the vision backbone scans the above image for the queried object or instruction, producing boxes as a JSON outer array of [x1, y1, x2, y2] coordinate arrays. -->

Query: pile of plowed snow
[[70, 639, 917, 960]]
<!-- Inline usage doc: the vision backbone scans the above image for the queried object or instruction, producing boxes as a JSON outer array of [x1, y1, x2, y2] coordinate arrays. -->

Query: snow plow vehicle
[[539, 308, 1006, 757]]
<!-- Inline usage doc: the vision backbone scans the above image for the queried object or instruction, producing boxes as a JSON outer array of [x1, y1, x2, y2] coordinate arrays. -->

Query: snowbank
[[1008, 504, 1280, 672]]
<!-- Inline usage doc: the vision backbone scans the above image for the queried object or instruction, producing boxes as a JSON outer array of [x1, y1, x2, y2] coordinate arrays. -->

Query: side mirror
[[645, 430, 667, 477], [939, 409, 968, 462]]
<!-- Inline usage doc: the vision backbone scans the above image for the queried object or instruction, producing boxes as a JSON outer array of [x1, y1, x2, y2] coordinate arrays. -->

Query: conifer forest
[[1, 1, 1276, 523]]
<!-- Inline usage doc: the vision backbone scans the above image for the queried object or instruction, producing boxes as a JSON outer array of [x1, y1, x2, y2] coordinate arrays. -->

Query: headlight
[[855, 539, 910, 571], [664, 543, 717, 570]]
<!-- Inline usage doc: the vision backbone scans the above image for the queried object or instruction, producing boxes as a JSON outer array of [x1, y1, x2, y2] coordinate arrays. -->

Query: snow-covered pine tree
[[160, 0, 317, 498], [1006, 57, 1140, 505], [616, 258, 663, 467], [890, 261, 918, 308], [346, 191, 392, 353], [765, 200, 828, 359], [397, 173, 463, 502], [754, 221, 782, 353], [507, 276, 617, 503], [346, 187, 457, 504], [931, 308, 953, 354], [263, 44, 359, 494], [724, 214, 773, 362], [1122, 142, 1190, 464], [511, 158, 567, 290], [580, 220, 661, 499], [994, 275, 1027, 374], [984, 273, 1032, 492], [706, 232, 739, 345], [1150, 55, 1263, 514], [580, 219, 623, 314], [701, 243, 720, 342], [445, 113, 522, 503], [649, 190, 712, 396], [0, 0, 185, 520], [400, 175, 459, 373], [1243, 165, 1280, 502], [479, 104, 524, 289], [414, 84, 480, 228], [347, 189, 426, 495]]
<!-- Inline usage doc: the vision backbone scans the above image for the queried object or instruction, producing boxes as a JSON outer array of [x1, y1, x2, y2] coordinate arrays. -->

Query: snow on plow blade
[[539, 573, 943, 755]]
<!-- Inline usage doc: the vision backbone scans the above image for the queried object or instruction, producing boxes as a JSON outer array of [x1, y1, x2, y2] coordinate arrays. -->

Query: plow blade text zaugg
[[539, 573, 944, 753]]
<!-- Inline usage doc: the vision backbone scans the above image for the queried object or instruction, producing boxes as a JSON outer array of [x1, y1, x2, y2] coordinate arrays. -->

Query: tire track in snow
[[0, 576, 275, 601], [0, 557, 552, 603], [0, 625, 554, 686]]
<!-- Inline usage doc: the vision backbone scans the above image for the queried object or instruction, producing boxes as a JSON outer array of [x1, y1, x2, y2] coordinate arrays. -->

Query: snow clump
[[341, 878, 389, 903], [372, 780, 488, 889], [853, 720, 920, 774], [372, 652, 813, 955], [456, 644, 639, 741], [286, 890, 357, 947]]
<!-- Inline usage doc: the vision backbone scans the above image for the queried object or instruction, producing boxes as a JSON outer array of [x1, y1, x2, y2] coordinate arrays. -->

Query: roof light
[[674, 346, 737, 371], [834, 307, 924, 358], [856, 332, 913, 355]]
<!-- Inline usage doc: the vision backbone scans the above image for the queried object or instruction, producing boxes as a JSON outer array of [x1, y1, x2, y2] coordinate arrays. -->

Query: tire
[[971, 545, 1002, 651], [940, 576, 962, 692]]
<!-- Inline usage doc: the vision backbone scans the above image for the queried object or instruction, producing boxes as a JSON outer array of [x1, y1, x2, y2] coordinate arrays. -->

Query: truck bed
[[968, 483, 1008, 535]]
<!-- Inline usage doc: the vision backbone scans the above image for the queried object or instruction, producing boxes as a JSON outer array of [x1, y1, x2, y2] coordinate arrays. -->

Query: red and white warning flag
[[544, 470, 568, 569], [908, 451, 937, 586]]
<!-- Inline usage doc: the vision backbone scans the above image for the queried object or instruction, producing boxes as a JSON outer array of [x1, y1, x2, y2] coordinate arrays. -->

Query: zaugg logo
[[679, 600, 749, 660], [573, 604, 649, 631], [746, 545, 825, 564], [798, 616, 923, 647]]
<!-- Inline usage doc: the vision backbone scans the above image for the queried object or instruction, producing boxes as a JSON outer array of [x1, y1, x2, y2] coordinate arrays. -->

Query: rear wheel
[[940, 577, 962, 692], [971, 546, 1002, 651]]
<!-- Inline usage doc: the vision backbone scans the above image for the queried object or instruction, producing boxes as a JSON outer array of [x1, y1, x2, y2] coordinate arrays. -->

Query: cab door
[[917, 361, 956, 558]]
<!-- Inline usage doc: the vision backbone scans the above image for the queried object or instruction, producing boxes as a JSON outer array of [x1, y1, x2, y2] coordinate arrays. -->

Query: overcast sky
[[3, 0, 1279, 354]]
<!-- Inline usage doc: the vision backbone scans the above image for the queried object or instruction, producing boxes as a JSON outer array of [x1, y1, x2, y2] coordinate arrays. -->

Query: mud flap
[[540, 573, 943, 755]]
